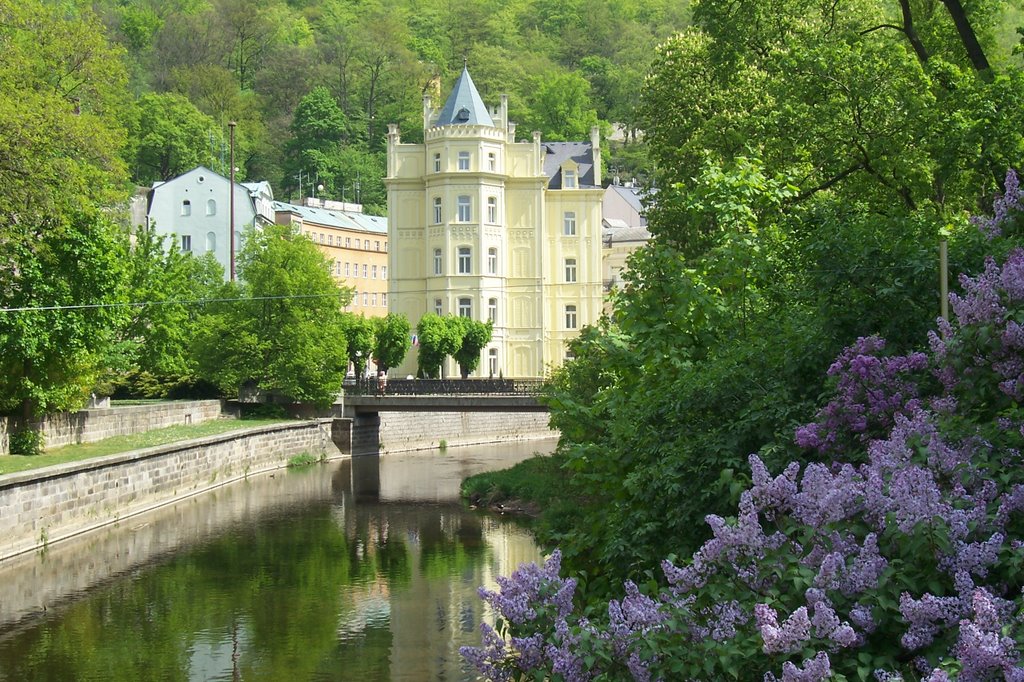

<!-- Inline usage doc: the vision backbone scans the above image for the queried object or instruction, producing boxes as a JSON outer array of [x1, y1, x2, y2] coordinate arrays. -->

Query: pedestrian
[[377, 370, 388, 396]]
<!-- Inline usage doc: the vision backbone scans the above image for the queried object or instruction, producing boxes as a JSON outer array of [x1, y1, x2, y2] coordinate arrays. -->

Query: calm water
[[0, 440, 557, 681]]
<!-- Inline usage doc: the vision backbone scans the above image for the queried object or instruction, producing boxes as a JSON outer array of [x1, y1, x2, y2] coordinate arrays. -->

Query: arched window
[[487, 196, 497, 223], [206, 231, 216, 252], [487, 248, 497, 275], [206, 199, 216, 216], [488, 298, 497, 323], [433, 197, 442, 224], [458, 246, 471, 274], [433, 248, 442, 275], [181, 200, 191, 216]]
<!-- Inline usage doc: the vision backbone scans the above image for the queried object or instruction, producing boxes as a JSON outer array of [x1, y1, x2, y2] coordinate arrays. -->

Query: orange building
[[274, 198, 389, 316]]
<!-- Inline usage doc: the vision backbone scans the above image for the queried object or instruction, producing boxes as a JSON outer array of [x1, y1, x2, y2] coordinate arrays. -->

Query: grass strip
[[0, 418, 292, 476], [460, 452, 569, 512]]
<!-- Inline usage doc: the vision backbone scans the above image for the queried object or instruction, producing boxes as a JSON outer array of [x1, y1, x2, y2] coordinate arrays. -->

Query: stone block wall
[[0, 400, 228, 455], [360, 410, 556, 455], [0, 420, 339, 562], [41, 400, 226, 450]]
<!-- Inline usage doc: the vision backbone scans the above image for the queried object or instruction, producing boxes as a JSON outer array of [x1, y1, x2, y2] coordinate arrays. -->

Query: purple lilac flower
[[478, 550, 576, 625], [756, 604, 811, 654], [956, 589, 1023, 679], [972, 169, 1022, 238], [460, 623, 513, 682]]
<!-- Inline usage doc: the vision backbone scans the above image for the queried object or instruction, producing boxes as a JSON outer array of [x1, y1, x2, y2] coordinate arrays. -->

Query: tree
[[194, 224, 350, 406], [453, 318, 493, 378], [372, 313, 412, 373], [127, 92, 223, 183], [464, 180, 1024, 682], [0, 210, 128, 437], [416, 314, 462, 379], [290, 86, 349, 151], [106, 226, 223, 397], [0, 0, 133, 451], [340, 313, 374, 379], [521, 71, 601, 142], [0, 0, 129, 226]]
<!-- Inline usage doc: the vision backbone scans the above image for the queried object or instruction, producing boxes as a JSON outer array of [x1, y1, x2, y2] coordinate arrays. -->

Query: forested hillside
[[77, 0, 693, 214]]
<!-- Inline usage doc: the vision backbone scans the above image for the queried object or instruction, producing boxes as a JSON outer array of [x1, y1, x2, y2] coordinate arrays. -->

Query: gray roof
[[542, 142, 596, 189], [607, 185, 645, 214], [603, 225, 652, 245], [274, 201, 387, 234], [434, 67, 494, 127]]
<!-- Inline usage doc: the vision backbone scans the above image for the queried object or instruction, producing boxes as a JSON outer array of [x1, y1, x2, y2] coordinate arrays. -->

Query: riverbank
[[0, 419, 342, 562], [461, 450, 574, 518], [0, 418, 291, 476]]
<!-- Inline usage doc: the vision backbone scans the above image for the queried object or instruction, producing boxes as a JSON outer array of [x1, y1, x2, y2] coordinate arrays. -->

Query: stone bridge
[[336, 378, 553, 454]]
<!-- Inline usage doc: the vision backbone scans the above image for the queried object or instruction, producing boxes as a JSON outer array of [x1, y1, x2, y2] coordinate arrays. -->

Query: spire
[[433, 66, 494, 127]]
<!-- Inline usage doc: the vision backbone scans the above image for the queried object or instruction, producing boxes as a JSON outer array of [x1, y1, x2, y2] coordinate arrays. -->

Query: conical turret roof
[[434, 67, 494, 127]]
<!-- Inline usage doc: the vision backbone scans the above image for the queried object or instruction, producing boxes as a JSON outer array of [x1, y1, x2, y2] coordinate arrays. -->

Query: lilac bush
[[462, 172, 1024, 681]]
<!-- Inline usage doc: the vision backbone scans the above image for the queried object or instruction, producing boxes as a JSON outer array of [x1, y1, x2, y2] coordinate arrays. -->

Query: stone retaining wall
[[0, 420, 339, 562], [0, 400, 227, 455], [352, 410, 556, 455]]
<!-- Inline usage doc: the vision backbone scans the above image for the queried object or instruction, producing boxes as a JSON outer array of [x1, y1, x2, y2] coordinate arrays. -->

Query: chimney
[[590, 125, 601, 187]]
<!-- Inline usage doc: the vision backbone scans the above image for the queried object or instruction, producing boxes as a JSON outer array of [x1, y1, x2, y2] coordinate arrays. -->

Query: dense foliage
[[194, 224, 351, 407], [538, 0, 1024, 599], [82, 0, 696, 205], [464, 177, 1024, 682]]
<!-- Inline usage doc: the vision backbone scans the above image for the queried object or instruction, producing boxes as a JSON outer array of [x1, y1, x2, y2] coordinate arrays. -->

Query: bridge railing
[[345, 377, 544, 396]]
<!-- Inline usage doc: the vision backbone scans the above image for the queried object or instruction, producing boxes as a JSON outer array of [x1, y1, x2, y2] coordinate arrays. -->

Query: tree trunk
[[940, 0, 991, 75]]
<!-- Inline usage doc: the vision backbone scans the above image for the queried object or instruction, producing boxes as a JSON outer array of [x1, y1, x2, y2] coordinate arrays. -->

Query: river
[[0, 439, 557, 681]]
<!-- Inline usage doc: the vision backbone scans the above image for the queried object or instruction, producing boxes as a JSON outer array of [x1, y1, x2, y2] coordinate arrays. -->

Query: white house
[[145, 166, 275, 279]]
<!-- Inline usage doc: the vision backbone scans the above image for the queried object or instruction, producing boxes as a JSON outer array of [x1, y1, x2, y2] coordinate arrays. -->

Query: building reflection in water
[[0, 439, 557, 681]]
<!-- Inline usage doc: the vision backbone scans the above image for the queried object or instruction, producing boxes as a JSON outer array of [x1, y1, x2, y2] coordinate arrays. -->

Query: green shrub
[[287, 452, 321, 467], [9, 428, 44, 455]]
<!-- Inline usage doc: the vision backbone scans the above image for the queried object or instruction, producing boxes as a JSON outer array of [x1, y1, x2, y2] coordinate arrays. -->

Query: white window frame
[[487, 248, 497, 275], [488, 298, 497, 323], [565, 304, 578, 329], [564, 169, 577, 188], [180, 234, 192, 252], [458, 151, 470, 171], [458, 297, 472, 318], [488, 152, 496, 172], [458, 246, 471, 274], [433, 197, 442, 224], [565, 257, 577, 283], [457, 195, 471, 222], [487, 196, 497, 223], [433, 248, 442, 275], [435, 298, 443, 315], [563, 211, 577, 236], [433, 153, 441, 173]]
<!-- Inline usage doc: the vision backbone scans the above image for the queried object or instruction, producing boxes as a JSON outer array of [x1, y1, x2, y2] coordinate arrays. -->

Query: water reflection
[[0, 439, 557, 681]]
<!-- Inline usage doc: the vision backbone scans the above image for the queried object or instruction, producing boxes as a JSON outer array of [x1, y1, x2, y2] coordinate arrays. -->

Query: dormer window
[[455, 107, 470, 122], [563, 170, 577, 189]]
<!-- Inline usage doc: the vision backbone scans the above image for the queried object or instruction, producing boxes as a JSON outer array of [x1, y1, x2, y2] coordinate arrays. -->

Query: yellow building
[[385, 67, 604, 378], [274, 199, 390, 316]]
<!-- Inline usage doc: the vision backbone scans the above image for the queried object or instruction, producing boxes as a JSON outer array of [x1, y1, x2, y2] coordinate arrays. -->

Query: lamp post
[[228, 121, 237, 282]]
